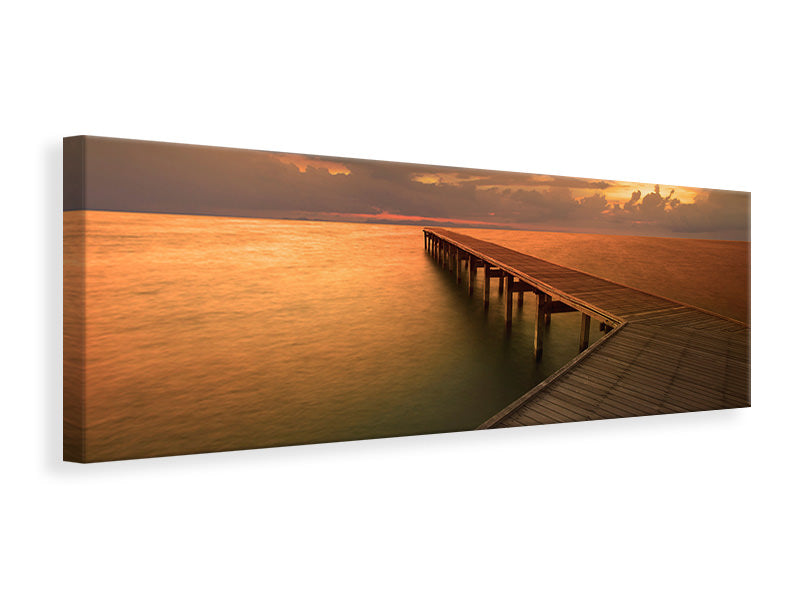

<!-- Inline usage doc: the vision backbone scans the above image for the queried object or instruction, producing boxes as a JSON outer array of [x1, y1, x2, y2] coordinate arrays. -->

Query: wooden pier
[[422, 228, 750, 429]]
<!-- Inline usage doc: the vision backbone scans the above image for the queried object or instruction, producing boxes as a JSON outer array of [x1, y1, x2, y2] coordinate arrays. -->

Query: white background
[[2, 2, 797, 598]]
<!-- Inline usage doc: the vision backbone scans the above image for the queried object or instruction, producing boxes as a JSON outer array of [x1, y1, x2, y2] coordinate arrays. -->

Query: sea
[[63, 211, 749, 461]]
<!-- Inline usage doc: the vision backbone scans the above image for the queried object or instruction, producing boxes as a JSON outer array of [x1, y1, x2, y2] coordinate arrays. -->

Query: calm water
[[64, 211, 748, 461]]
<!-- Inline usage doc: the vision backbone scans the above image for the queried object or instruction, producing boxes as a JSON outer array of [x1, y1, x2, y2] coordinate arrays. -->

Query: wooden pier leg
[[498, 272, 505, 294], [505, 274, 514, 328], [456, 249, 461, 283], [483, 265, 491, 308], [517, 290, 524, 309], [468, 256, 474, 295], [533, 293, 546, 361], [471, 259, 477, 291], [579, 313, 591, 352], [544, 294, 552, 326]]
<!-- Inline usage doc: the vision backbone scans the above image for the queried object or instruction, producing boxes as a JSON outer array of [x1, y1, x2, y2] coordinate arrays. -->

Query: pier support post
[[517, 290, 524, 309], [544, 294, 552, 326], [505, 274, 514, 328], [533, 292, 546, 361], [579, 313, 591, 352], [468, 256, 474, 295], [456, 249, 461, 283], [483, 265, 491, 308], [498, 272, 504, 294]]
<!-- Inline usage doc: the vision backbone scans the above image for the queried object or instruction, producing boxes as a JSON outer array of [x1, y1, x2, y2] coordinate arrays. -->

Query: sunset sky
[[69, 136, 750, 240]]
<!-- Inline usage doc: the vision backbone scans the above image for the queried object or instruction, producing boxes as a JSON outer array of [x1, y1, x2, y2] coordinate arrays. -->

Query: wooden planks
[[421, 228, 750, 430]]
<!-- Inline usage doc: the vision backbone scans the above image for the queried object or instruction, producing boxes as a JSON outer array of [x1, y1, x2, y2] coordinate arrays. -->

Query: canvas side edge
[[63, 136, 87, 462]]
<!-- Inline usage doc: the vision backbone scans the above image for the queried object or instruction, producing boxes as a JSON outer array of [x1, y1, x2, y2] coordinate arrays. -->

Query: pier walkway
[[422, 228, 750, 429]]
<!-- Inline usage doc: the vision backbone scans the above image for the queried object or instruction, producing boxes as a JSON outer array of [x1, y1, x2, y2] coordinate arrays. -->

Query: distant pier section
[[422, 228, 750, 428]]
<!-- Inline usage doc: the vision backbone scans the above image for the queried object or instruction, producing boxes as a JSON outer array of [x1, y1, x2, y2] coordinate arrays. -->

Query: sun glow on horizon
[[603, 183, 700, 208]]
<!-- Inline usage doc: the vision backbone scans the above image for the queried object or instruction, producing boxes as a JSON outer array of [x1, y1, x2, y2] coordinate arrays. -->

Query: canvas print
[[63, 136, 750, 462]]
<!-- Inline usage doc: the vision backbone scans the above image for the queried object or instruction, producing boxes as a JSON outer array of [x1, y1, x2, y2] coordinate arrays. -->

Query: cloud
[[575, 193, 609, 215], [666, 189, 750, 234]]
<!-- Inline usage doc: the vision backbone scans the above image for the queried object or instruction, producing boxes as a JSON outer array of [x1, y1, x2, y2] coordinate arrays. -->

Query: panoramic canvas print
[[63, 136, 750, 462]]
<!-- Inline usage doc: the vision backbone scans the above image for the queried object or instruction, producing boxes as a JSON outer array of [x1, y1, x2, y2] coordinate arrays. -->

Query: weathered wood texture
[[422, 228, 750, 429]]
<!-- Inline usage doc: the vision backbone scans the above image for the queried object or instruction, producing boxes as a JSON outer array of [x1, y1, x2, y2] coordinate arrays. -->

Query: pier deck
[[422, 228, 750, 429]]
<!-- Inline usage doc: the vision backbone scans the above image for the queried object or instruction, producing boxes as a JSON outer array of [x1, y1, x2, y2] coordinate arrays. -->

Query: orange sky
[[73, 137, 750, 240]]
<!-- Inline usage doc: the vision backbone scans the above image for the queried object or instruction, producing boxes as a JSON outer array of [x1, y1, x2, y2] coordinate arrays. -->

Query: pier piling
[[505, 274, 514, 327], [468, 256, 475, 295], [483, 265, 491, 308], [533, 292, 546, 361], [579, 313, 591, 352]]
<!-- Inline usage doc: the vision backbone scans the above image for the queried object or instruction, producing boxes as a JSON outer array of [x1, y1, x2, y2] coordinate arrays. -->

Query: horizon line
[[64, 208, 751, 242]]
